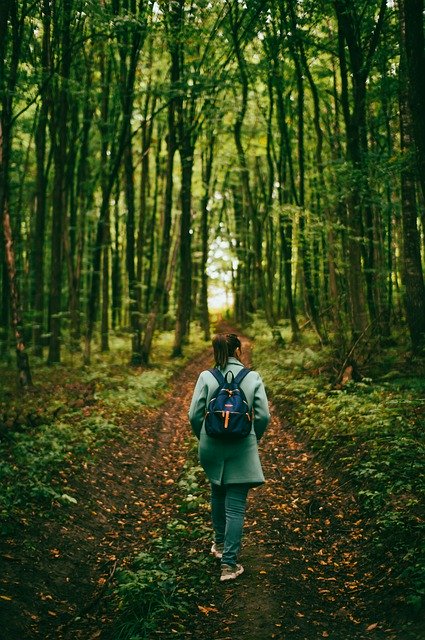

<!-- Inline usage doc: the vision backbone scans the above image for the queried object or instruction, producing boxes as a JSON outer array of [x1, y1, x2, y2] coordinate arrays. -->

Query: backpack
[[204, 367, 253, 439]]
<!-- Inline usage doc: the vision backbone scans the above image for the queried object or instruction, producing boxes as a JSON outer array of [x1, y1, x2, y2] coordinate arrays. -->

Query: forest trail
[[1, 331, 419, 640], [189, 332, 403, 640]]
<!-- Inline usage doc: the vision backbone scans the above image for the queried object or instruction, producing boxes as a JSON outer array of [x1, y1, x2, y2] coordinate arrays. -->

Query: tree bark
[[398, 0, 425, 351], [32, 0, 50, 357], [199, 136, 215, 341], [402, 0, 425, 202], [140, 70, 177, 364], [47, 0, 72, 364], [111, 179, 122, 330], [0, 0, 32, 384]]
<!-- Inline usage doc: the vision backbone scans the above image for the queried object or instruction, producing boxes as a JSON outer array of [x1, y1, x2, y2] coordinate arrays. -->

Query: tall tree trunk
[[47, 0, 72, 364], [136, 57, 156, 316], [140, 81, 177, 364], [170, 0, 196, 358], [232, 182, 248, 325], [199, 137, 215, 341], [172, 142, 194, 357], [32, 0, 50, 356], [101, 218, 110, 352], [402, 0, 425, 202], [124, 138, 140, 363], [145, 129, 163, 314], [69, 65, 94, 350], [398, 0, 425, 351], [0, 257, 10, 358], [336, 23, 368, 337], [111, 180, 122, 330], [0, 0, 32, 384]]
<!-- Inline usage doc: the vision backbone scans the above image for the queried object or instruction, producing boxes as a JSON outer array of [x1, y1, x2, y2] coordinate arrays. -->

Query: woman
[[188, 333, 270, 582]]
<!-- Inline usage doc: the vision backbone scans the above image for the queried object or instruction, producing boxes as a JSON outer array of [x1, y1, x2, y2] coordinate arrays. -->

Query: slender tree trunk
[[199, 137, 214, 341], [1, 255, 10, 357], [145, 130, 162, 314], [232, 182, 248, 325], [0, 0, 32, 383], [172, 142, 194, 357], [124, 137, 141, 363], [32, 9, 50, 356], [402, 0, 425, 202], [2, 198, 33, 384], [136, 70, 156, 316], [47, 0, 72, 364], [398, 1, 425, 351], [101, 215, 110, 352], [140, 85, 177, 364], [69, 68, 94, 349], [336, 25, 369, 337], [111, 179, 121, 330]]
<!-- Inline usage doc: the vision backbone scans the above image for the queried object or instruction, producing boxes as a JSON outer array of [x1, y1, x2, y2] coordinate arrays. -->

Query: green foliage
[[0, 414, 119, 521], [112, 449, 212, 640], [0, 328, 207, 528], [251, 318, 425, 609]]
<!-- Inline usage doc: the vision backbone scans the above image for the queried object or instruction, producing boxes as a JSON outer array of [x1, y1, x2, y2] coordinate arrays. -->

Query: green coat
[[188, 357, 270, 486]]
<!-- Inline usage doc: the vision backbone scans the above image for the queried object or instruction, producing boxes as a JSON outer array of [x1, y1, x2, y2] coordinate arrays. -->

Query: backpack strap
[[208, 368, 226, 387], [234, 367, 252, 385]]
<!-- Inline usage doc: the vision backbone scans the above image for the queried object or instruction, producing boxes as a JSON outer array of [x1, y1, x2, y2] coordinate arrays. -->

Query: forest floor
[[0, 329, 424, 640]]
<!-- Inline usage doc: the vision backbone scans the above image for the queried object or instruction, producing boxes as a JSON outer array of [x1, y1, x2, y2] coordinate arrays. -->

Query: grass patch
[[250, 317, 425, 613]]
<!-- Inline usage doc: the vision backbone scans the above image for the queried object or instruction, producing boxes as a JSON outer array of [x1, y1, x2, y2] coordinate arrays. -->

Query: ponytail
[[212, 333, 242, 369], [212, 334, 228, 369]]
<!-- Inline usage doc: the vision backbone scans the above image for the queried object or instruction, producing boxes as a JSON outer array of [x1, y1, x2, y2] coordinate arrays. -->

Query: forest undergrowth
[[248, 318, 425, 615], [0, 322, 424, 640]]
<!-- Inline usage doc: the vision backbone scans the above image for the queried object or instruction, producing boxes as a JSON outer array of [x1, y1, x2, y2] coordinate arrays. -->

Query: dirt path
[[2, 332, 422, 640], [177, 332, 421, 640]]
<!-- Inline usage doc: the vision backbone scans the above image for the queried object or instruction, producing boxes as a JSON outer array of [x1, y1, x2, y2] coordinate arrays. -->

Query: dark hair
[[212, 333, 242, 369]]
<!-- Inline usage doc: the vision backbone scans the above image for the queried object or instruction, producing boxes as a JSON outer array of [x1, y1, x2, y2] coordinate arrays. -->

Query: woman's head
[[212, 333, 242, 369]]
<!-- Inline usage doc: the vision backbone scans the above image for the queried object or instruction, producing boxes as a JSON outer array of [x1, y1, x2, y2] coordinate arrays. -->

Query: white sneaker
[[220, 563, 244, 582], [211, 542, 224, 559]]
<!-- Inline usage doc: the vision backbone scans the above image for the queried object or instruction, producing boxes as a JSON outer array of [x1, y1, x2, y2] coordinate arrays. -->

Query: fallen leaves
[[197, 605, 218, 615]]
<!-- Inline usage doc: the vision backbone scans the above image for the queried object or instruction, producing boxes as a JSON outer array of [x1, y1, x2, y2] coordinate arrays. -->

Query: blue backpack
[[205, 368, 253, 439]]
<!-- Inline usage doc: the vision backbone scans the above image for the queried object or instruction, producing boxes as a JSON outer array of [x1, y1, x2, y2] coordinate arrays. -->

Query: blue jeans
[[211, 483, 250, 566]]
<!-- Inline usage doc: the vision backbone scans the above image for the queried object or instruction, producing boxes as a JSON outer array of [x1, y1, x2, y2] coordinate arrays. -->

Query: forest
[[0, 1, 424, 639]]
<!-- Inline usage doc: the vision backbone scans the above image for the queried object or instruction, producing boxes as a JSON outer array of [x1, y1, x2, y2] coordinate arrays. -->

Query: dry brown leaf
[[197, 605, 218, 615]]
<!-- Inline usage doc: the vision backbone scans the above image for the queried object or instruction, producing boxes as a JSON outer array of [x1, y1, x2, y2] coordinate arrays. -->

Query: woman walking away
[[189, 333, 270, 582]]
